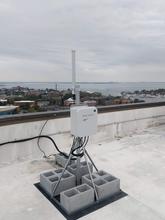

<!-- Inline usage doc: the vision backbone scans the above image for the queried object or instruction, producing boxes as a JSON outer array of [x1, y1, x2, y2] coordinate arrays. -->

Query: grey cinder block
[[67, 161, 93, 181], [94, 170, 109, 178], [55, 153, 75, 167], [81, 173, 98, 187], [94, 177, 120, 200], [40, 168, 76, 197], [82, 170, 120, 200], [60, 184, 94, 214], [81, 161, 93, 176]]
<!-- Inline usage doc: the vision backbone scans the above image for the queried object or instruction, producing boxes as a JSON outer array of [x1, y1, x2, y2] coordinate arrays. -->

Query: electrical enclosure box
[[70, 106, 97, 137]]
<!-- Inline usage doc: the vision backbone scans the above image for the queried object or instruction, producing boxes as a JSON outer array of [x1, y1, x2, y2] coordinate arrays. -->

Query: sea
[[0, 82, 165, 96]]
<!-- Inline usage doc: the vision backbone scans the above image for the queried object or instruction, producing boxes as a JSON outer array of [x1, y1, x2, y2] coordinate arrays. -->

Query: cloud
[[0, 0, 165, 81]]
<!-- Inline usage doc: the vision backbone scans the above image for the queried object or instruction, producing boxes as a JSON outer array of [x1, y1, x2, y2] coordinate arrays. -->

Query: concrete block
[[40, 170, 55, 193], [55, 153, 75, 167], [40, 168, 76, 197], [82, 170, 120, 200], [81, 161, 93, 176], [60, 184, 94, 214], [94, 177, 120, 200], [82, 173, 98, 187], [94, 170, 109, 178], [67, 161, 93, 182]]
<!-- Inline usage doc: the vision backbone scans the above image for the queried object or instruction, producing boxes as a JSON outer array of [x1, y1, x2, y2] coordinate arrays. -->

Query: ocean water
[[0, 82, 165, 96]]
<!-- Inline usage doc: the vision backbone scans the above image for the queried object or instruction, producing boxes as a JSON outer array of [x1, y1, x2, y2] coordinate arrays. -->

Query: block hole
[[77, 184, 90, 192], [62, 173, 70, 179], [55, 169, 63, 174], [81, 161, 87, 166], [86, 174, 96, 180], [49, 176, 59, 182], [104, 176, 115, 182], [44, 171, 54, 177], [64, 189, 78, 197], [97, 170, 107, 176], [71, 164, 77, 169], [94, 179, 106, 186]]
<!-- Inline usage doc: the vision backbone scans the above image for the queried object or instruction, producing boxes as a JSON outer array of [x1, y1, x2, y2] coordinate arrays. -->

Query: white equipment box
[[70, 106, 97, 137]]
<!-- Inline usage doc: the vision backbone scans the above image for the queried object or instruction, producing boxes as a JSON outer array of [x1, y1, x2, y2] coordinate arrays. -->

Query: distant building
[[83, 100, 97, 106], [14, 100, 35, 108], [64, 98, 74, 106], [121, 98, 132, 104], [0, 106, 18, 116], [0, 99, 7, 106], [112, 98, 132, 105], [112, 99, 121, 105], [37, 101, 50, 108]]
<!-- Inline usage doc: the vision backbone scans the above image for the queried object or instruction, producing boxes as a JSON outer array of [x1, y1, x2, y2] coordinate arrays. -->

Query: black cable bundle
[[0, 134, 68, 157], [0, 119, 89, 161], [71, 136, 89, 157]]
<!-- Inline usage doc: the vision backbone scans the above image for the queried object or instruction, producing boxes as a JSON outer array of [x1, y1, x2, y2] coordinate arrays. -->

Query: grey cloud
[[0, 0, 165, 81]]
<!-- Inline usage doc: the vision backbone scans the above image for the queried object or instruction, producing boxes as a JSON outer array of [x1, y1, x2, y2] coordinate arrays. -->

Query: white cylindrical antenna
[[72, 50, 80, 105], [72, 50, 76, 95], [71, 50, 80, 184]]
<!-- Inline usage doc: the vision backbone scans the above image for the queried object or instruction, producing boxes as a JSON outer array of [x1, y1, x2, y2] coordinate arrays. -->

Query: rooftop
[[1, 124, 165, 220]]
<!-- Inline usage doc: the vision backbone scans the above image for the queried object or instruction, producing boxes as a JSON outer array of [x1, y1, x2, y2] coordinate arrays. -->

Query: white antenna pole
[[72, 50, 80, 105], [72, 50, 76, 96], [71, 50, 81, 185]]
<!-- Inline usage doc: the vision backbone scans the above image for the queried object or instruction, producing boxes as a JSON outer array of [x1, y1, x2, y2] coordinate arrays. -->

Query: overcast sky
[[0, 0, 165, 82]]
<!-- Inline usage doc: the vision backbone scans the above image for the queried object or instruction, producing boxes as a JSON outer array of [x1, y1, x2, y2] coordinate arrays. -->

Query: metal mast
[[72, 50, 80, 105]]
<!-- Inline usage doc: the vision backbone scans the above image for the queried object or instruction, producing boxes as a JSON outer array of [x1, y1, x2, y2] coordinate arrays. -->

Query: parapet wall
[[0, 104, 165, 164]]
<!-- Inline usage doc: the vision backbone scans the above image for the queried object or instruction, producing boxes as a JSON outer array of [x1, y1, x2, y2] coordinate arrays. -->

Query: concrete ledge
[[1, 101, 165, 126], [1, 103, 165, 165]]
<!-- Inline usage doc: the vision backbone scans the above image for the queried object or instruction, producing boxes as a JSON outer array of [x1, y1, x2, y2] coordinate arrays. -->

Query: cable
[[0, 129, 89, 160], [71, 136, 89, 157], [0, 135, 68, 158], [37, 120, 70, 159], [37, 120, 49, 158], [71, 137, 84, 157]]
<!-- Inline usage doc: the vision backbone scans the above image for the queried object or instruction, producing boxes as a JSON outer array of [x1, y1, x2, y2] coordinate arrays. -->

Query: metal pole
[[82, 146, 99, 201], [85, 149, 98, 172], [51, 151, 73, 198], [71, 50, 81, 185], [75, 85, 80, 105], [72, 50, 80, 105], [75, 137, 81, 185], [72, 50, 76, 96]]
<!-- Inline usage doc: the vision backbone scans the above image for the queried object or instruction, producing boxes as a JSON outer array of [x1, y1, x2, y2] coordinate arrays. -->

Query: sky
[[0, 0, 165, 82]]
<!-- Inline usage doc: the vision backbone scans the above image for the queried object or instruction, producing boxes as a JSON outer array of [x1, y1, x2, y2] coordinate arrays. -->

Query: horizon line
[[1, 81, 165, 83]]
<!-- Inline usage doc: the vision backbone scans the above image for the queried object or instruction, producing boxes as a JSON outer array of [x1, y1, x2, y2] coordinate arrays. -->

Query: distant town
[[1, 86, 165, 115]]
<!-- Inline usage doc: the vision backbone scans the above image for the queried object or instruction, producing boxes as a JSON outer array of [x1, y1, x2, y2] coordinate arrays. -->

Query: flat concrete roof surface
[[1, 125, 165, 220]]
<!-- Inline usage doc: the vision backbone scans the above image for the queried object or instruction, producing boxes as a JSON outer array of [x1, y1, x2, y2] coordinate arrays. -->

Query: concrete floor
[[1, 125, 165, 220]]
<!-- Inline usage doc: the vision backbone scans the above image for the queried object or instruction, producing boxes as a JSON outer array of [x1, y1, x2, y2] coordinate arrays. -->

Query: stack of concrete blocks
[[82, 170, 120, 200], [40, 168, 76, 197], [60, 183, 94, 214], [67, 161, 93, 183], [55, 153, 75, 167]]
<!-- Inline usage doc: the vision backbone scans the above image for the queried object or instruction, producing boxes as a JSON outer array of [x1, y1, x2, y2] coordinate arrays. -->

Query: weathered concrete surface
[[1, 125, 165, 219]]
